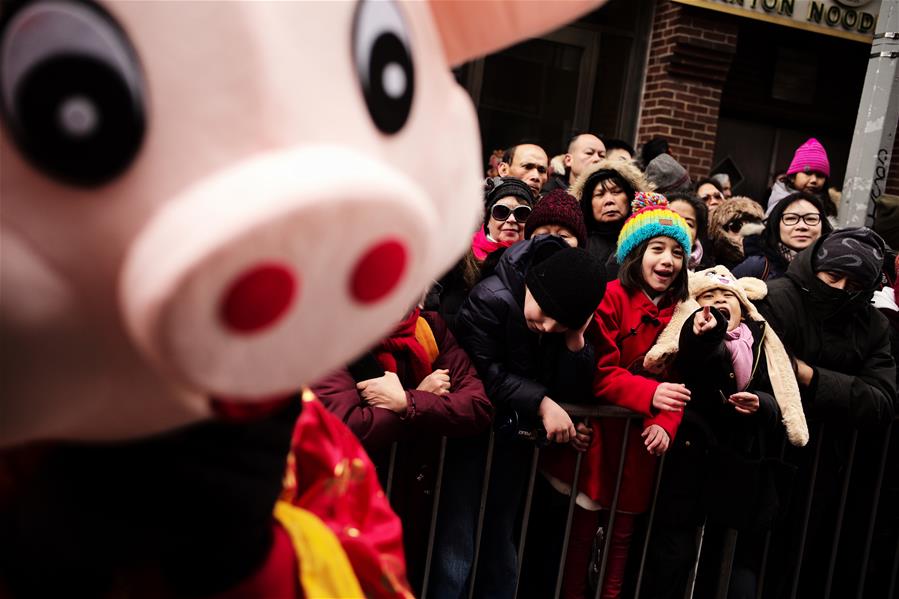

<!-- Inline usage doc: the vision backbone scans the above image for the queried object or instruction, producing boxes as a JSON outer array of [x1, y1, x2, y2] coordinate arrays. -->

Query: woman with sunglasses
[[733, 192, 832, 282], [695, 177, 726, 215], [471, 177, 534, 261]]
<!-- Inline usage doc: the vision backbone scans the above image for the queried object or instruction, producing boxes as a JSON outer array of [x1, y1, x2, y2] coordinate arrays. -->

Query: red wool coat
[[544, 280, 683, 513]]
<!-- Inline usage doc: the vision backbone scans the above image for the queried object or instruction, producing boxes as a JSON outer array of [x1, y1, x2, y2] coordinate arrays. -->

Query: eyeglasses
[[701, 191, 724, 203], [781, 213, 821, 226], [491, 204, 531, 222]]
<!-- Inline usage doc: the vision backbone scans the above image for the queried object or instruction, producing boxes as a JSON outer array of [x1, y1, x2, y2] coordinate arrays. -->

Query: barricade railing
[[376, 406, 899, 599]]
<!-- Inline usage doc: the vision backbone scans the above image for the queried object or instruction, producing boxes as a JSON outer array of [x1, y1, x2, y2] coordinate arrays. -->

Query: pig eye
[[0, 0, 145, 186], [353, 0, 414, 135]]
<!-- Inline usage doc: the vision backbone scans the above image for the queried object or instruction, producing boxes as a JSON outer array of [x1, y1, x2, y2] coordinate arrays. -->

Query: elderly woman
[[471, 176, 534, 261], [569, 158, 653, 276], [733, 192, 832, 281]]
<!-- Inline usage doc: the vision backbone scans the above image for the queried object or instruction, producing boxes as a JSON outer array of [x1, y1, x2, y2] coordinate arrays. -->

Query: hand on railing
[[569, 421, 593, 452], [539, 396, 576, 444], [641, 424, 670, 456], [652, 383, 691, 412]]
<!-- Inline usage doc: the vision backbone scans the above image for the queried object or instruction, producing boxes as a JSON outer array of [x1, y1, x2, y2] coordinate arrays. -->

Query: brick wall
[[637, 1, 738, 177]]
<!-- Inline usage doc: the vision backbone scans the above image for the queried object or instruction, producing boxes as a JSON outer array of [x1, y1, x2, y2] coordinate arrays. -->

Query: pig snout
[[121, 146, 437, 399]]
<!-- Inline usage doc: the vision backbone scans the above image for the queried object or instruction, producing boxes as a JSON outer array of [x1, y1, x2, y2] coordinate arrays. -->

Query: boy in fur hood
[[707, 197, 765, 269], [642, 266, 807, 598]]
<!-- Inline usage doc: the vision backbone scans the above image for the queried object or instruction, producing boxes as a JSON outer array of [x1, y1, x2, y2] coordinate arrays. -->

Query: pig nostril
[[220, 263, 298, 333], [350, 239, 407, 304]]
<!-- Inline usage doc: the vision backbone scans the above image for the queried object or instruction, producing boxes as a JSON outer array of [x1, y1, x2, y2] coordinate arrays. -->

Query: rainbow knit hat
[[616, 192, 693, 263]]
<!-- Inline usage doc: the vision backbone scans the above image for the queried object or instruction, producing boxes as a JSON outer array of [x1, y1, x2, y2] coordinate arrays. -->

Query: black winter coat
[[655, 309, 782, 531], [455, 236, 596, 427], [757, 240, 896, 429]]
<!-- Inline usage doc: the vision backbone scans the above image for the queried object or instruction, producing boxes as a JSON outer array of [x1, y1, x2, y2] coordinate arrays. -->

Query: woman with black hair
[[733, 192, 832, 282], [569, 159, 653, 277], [667, 191, 714, 271]]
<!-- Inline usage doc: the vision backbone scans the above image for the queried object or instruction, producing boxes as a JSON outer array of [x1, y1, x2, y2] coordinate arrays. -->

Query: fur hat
[[525, 189, 588, 248], [644, 265, 809, 447], [616, 192, 693, 263], [569, 158, 654, 202], [708, 196, 765, 241]]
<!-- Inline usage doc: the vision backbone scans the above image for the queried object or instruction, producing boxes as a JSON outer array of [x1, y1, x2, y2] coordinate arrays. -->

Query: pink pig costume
[[0, 0, 605, 596]]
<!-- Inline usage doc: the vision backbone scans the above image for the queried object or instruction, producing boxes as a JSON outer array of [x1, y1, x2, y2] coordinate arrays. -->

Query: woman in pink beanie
[[765, 138, 836, 220]]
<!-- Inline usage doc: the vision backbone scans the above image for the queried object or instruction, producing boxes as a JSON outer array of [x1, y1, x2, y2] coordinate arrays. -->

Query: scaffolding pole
[[839, 1, 899, 228]]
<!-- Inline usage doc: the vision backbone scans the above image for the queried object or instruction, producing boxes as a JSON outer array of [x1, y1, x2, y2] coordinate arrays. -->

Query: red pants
[[560, 507, 636, 599]]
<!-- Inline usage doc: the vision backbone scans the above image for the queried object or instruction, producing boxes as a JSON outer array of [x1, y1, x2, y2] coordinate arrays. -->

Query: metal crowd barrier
[[377, 406, 899, 599]]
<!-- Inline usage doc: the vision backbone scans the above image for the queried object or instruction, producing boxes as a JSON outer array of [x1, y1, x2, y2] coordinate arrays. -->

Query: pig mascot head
[[1, 0, 603, 445], [0, 0, 604, 596]]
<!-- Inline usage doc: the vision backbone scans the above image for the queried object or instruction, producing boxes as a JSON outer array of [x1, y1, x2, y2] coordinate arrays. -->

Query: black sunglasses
[[491, 204, 532, 222]]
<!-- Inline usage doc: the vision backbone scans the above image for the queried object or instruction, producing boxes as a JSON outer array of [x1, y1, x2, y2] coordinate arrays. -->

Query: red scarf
[[471, 228, 513, 261], [373, 308, 433, 385]]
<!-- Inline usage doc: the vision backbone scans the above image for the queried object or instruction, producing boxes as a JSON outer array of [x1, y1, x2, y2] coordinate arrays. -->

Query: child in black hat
[[428, 235, 606, 599]]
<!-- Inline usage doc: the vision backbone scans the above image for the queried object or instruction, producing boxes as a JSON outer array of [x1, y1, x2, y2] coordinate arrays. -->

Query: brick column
[[637, 0, 738, 176]]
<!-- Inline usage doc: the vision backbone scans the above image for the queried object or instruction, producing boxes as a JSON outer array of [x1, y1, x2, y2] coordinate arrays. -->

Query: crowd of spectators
[[313, 133, 898, 599]]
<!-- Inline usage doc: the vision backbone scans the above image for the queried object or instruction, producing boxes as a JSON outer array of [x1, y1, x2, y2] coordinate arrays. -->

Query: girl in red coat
[[543, 193, 693, 598]]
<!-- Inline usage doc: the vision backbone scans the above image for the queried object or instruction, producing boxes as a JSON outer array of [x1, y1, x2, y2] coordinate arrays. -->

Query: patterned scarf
[[778, 242, 799, 264], [373, 308, 433, 385]]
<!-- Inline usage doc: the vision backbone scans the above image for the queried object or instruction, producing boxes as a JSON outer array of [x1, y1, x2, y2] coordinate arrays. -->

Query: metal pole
[[839, 1, 899, 227], [468, 430, 495, 599], [513, 445, 541, 598], [715, 529, 739, 599], [594, 418, 634, 599], [634, 453, 667, 599], [856, 423, 893, 599], [553, 449, 585, 599], [824, 429, 859, 599], [386, 441, 399, 501], [790, 424, 825, 599], [421, 436, 448, 599]]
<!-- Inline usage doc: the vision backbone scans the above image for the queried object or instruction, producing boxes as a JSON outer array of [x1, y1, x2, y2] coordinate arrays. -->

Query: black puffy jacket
[[455, 236, 596, 427], [757, 240, 896, 429]]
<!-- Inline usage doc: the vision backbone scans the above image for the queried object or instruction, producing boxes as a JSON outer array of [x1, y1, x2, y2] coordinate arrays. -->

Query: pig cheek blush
[[219, 262, 299, 334], [349, 238, 408, 304], [0, 0, 146, 186]]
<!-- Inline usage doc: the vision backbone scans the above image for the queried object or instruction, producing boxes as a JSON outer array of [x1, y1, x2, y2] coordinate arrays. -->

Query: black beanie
[[483, 176, 535, 230], [525, 247, 607, 330], [813, 227, 886, 288]]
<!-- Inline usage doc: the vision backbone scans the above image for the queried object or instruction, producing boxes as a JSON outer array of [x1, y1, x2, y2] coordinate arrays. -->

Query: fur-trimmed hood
[[568, 158, 654, 201]]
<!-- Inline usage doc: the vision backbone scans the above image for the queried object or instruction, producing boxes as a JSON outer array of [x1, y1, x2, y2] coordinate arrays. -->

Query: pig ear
[[429, 1, 607, 67]]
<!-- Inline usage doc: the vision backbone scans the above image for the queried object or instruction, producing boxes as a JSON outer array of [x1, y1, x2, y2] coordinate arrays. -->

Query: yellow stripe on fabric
[[274, 501, 364, 598], [415, 317, 440, 364]]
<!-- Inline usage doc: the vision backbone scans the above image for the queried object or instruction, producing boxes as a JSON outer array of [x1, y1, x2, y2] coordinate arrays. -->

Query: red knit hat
[[525, 189, 588, 248], [787, 138, 830, 177]]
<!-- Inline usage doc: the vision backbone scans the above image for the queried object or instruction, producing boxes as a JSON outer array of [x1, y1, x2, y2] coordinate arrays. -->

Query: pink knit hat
[[787, 138, 830, 177]]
